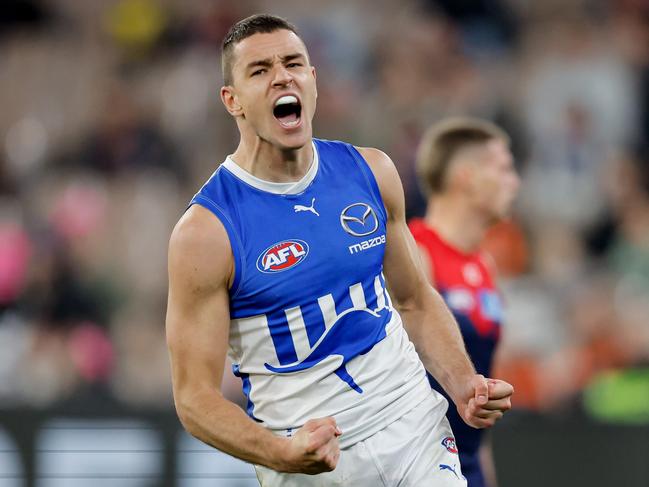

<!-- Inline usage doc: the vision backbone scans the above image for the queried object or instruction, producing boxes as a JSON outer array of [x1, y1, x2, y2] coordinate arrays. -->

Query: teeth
[[275, 95, 298, 106]]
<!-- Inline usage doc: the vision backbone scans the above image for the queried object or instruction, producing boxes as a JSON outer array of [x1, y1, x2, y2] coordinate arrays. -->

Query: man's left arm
[[356, 146, 512, 428]]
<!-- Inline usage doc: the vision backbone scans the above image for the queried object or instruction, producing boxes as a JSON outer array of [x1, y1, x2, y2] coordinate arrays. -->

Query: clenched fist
[[458, 375, 514, 429], [278, 417, 342, 474]]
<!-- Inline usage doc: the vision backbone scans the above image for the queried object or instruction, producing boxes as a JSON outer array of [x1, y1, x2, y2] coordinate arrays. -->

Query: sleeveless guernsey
[[190, 139, 441, 448]]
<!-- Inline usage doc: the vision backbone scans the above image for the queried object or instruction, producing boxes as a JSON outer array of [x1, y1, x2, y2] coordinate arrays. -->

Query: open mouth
[[273, 95, 302, 128]]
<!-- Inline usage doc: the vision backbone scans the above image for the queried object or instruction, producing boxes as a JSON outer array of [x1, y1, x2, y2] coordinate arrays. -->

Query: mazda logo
[[340, 203, 379, 237]]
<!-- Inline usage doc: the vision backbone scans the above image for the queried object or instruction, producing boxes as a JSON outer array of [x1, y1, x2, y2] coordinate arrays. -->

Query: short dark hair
[[416, 117, 510, 196], [221, 14, 299, 85]]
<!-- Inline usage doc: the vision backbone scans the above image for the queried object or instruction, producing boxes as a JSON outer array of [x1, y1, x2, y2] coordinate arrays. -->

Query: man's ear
[[449, 160, 473, 193], [220, 86, 243, 116], [312, 66, 317, 99]]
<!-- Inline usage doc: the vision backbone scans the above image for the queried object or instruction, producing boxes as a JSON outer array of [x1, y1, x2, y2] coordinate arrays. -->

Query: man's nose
[[272, 65, 293, 87]]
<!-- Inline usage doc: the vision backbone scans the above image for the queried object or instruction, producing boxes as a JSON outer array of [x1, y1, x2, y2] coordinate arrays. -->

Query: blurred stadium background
[[1, 0, 649, 485]]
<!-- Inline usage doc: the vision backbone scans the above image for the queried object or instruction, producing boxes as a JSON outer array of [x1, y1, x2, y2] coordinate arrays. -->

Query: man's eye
[[251, 69, 265, 76], [287, 63, 302, 68]]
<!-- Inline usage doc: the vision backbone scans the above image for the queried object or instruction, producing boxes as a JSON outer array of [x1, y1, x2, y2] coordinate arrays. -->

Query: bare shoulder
[[354, 146, 405, 218], [355, 146, 400, 181], [168, 204, 234, 291]]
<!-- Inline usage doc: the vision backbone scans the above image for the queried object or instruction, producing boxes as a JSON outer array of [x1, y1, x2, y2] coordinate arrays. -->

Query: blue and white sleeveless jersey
[[190, 138, 441, 448]]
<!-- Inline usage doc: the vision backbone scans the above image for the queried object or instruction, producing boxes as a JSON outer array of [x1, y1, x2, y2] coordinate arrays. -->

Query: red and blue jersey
[[409, 218, 502, 474]]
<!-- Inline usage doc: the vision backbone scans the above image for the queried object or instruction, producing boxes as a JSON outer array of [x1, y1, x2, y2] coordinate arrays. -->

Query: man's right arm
[[166, 205, 340, 474], [415, 243, 435, 285]]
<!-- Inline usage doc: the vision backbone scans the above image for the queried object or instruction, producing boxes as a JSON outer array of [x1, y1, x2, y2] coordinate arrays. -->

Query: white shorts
[[254, 391, 467, 487]]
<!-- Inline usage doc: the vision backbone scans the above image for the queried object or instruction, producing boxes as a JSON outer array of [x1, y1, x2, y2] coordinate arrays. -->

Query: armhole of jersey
[[345, 144, 388, 224], [187, 194, 244, 298]]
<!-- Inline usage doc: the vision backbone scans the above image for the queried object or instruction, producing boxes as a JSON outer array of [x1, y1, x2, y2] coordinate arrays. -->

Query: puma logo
[[293, 197, 319, 216], [439, 464, 460, 479]]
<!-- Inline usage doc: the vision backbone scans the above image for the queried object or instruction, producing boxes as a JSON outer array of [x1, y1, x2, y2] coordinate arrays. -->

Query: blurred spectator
[[422, 0, 519, 58], [65, 81, 188, 183], [103, 0, 168, 60], [0, 217, 31, 309], [0, 0, 52, 37], [520, 15, 639, 230], [606, 156, 649, 292]]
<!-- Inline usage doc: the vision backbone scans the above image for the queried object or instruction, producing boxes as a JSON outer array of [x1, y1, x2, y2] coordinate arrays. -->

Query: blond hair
[[416, 117, 509, 196]]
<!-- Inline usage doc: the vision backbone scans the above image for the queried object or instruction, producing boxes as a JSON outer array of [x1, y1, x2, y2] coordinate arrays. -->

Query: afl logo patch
[[340, 203, 379, 237], [256, 240, 309, 273], [441, 436, 458, 454]]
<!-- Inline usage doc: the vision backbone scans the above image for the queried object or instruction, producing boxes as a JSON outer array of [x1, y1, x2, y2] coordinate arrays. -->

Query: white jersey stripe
[[349, 282, 367, 310], [317, 294, 338, 332], [284, 306, 310, 362], [374, 276, 386, 312]]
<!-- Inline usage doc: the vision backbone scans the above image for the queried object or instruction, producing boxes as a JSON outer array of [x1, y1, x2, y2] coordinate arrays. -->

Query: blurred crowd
[[1, 0, 649, 417]]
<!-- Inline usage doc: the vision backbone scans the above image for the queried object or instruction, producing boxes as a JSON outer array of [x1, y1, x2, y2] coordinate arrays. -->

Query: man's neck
[[424, 195, 490, 253], [230, 136, 313, 183]]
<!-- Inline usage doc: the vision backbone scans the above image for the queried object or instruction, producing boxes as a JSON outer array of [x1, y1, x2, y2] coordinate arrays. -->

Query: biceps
[[383, 220, 429, 307]]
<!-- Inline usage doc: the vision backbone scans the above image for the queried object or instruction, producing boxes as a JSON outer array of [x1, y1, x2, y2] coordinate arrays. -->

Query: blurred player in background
[[166, 15, 513, 486], [409, 118, 521, 487]]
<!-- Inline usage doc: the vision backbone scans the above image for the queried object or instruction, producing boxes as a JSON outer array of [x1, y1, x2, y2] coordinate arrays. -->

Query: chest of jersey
[[435, 256, 501, 339], [230, 172, 387, 320], [409, 220, 502, 339], [193, 139, 394, 395]]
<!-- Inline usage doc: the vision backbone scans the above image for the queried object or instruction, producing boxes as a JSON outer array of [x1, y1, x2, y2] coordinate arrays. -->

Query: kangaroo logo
[[264, 275, 393, 393], [294, 198, 319, 216]]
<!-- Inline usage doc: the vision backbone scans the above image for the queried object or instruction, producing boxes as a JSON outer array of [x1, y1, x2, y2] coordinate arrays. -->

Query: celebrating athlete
[[166, 15, 513, 487]]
